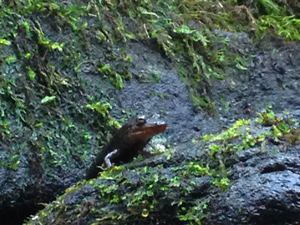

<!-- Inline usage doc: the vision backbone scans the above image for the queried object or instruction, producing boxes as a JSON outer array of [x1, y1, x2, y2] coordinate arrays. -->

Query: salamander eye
[[136, 115, 146, 126]]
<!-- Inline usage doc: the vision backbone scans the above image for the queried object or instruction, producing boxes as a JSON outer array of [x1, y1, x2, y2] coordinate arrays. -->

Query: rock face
[[24, 33, 300, 225], [1, 2, 300, 225], [207, 33, 300, 224], [209, 145, 300, 225], [113, 40, 220, 143]]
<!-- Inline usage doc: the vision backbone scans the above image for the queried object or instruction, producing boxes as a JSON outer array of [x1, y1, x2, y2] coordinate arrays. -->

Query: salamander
[[86, 115, 167, 179]]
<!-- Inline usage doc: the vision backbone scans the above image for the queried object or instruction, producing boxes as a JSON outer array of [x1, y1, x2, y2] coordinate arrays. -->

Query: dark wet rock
[[211, 33, 300, 124], [4, 30, 300, 224], [208, 145, 300, 225], [0, 32, 220, 225], [1, 3, 300, 225], [115, 70, 220, 143], [25, 118, 300, 225]]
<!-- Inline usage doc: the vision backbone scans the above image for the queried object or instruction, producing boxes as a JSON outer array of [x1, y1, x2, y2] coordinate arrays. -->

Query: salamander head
[[127, 115, 167, 141]]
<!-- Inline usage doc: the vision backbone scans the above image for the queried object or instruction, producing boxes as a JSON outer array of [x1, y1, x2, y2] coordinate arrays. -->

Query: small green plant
[[177, 199, 209, 225], [184, 162, 213, 177], [174, 25, 210, 47], [22, 21, 31, 36], [85, 102, 112, 117], [255, 105, 281, 125], [41, 95, 56, 104], [5, 56, 16, 64], [255, 106, 300, 144], [201, 116, 273, 193], [151, 70, 161, 83], [257, 0, 281, 15], [97, 64, 124, 90], [34, 23, 65, 51], [0, 154, 20, 169], [258, 15, 300, 41], [85, 102, 121, 129], [0, 38, 11, 46], [26, 66, 36, 80], [184, 161, 231, 191], [82, 130, 92, 141], [149, 92, 165, 98], [211, 177, 231, 191], [204, 116, 272, 161], [0, 119, 11, 138], [235, 56, 248, 70], [203, 119, 251, 143]]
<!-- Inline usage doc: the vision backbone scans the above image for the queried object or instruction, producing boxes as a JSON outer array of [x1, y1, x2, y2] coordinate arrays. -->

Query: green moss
[[177, 199, 209, 225], [201, 106, 300, 191], [3, 1, 300, 223], [257, 0, 281, 15], [258, 15, 300, 41], [0, 154, 20, 169], [256, 106, 300, 145], [1, 0, 296, 117], [25, 105, 300, 224], [85, 102, 121, 129], [97, 64, 125, 90]]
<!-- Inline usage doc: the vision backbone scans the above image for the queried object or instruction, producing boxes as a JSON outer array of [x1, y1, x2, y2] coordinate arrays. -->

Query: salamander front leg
[[104, 149, 118, 168]]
